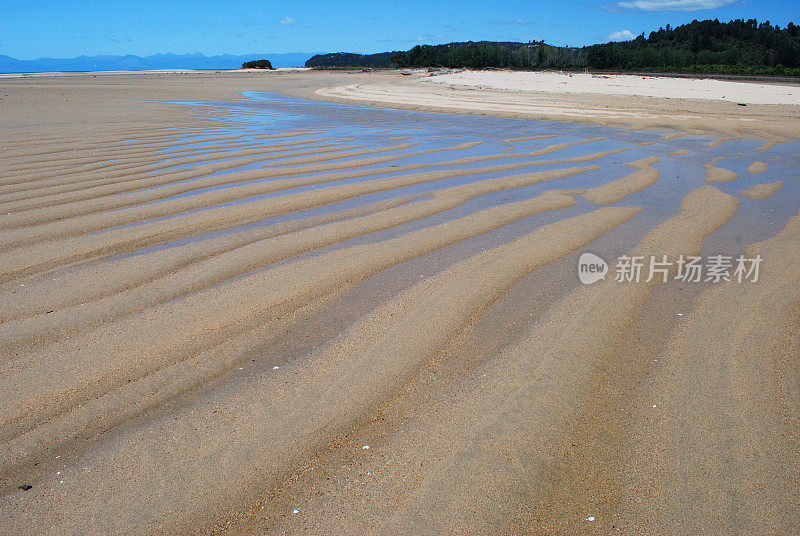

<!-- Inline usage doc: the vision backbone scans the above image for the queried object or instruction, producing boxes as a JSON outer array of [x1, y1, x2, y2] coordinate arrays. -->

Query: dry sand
[[0, 69, 798, 535], [317, 69, 800, 140], [422, 70, 800, 105]]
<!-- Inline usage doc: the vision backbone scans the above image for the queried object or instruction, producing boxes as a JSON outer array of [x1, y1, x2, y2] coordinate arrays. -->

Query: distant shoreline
[[0, 67, 311, 78], [3, 66, 798, 87]]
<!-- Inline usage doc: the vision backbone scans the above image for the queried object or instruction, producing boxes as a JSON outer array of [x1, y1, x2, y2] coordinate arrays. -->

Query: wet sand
[[0, 70, 799, 535]]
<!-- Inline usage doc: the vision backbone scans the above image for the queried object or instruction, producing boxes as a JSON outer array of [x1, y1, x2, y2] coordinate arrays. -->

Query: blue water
[[107, 91, 800, 266]]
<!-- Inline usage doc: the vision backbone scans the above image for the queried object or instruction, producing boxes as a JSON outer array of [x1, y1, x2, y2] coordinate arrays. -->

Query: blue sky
[[1, 0, 797, 59]]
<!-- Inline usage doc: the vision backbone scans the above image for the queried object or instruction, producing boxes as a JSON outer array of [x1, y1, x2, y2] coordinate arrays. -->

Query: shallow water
[[128, 91, 798, 264]]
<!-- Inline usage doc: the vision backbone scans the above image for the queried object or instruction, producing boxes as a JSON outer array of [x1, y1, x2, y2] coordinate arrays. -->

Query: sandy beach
[[1, 69, 799, 535], [318, 69, 800, 140]]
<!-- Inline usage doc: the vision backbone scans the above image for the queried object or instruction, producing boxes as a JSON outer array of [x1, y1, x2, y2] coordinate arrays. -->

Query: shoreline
[[2, 69, 798, 140], [313, 69, 800, 140]]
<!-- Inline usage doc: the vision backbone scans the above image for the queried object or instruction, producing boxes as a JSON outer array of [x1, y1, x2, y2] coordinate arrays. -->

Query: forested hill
[[587, 18, 799, 74], [305, 19, 800, 76], [304, 51, 397, 68]]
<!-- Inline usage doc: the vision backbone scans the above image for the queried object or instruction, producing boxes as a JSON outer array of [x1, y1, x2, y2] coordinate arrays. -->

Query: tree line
[[586, 18, 799, 75], [305, 18, 800, 76]]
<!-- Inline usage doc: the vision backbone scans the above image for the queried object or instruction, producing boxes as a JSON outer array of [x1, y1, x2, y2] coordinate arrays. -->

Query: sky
[[1, 0, 798, 59]]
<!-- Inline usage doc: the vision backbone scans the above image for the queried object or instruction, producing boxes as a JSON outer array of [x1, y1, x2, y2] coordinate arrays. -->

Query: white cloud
[[607, 29, 635, 41], [415, 33, 447, 42], [616, 0, 735, 11], [490, 19, 534, 26], [278, 16, 297, 25]]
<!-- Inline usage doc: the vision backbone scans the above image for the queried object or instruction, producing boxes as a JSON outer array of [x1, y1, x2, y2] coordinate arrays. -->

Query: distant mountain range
[[0, 52, 316, 73]]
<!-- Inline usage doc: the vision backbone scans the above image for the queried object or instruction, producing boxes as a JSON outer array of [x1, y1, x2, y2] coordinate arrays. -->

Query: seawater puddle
[[124, 91, 800, 269], [111, 138, 607, 217], [123, 136, 638, 217], [117, 138, 350, 195], [106, 150, 634, 234], [104, 191, 436, 261], [140, 140, 362, 175], [128, 96, 647, 205]]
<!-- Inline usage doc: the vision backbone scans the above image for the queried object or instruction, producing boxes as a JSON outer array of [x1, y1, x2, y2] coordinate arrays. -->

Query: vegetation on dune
[[305, 19, 800, 76], [586, 19, 800, 76], [304, 52, 397, 68], [242, 59, 274, 69], [393, 41, 586, 70]]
